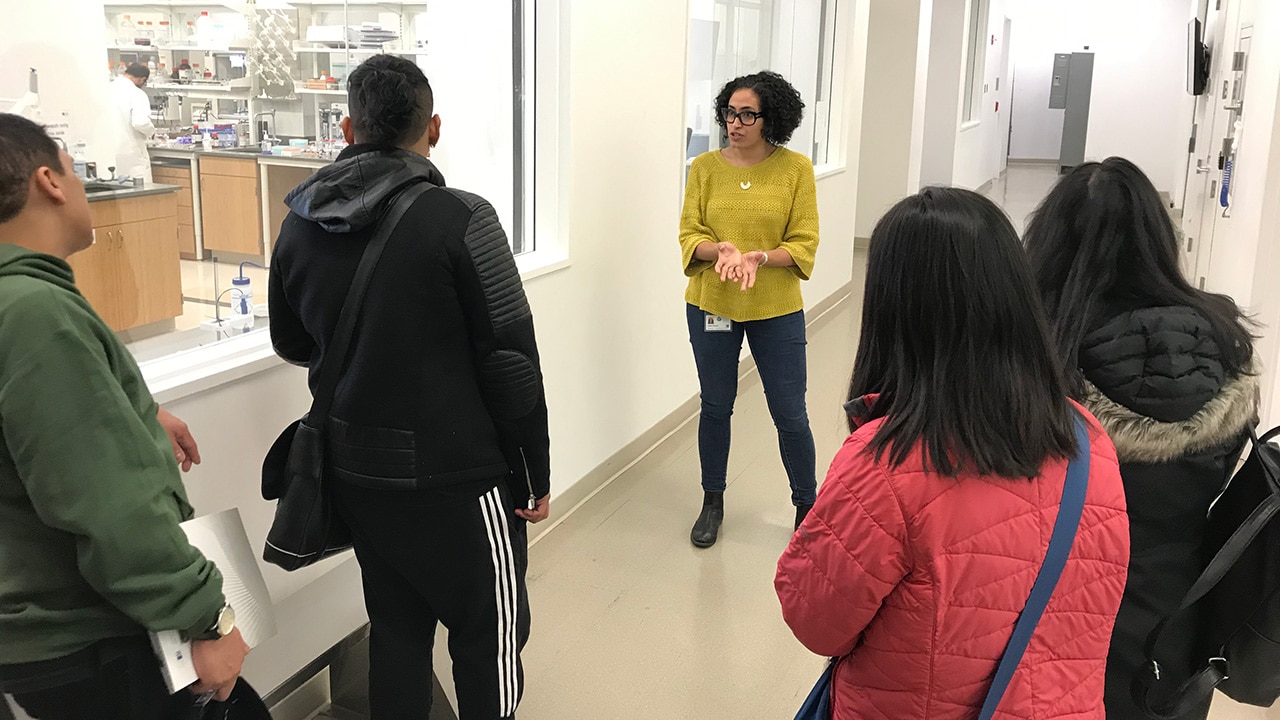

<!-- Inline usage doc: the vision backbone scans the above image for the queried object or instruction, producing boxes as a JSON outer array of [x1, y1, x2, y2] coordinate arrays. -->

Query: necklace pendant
[[740, 181, 752, 190]]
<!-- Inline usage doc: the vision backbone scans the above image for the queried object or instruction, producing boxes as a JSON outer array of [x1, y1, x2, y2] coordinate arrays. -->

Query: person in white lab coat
[[108, 63, 155, 183]]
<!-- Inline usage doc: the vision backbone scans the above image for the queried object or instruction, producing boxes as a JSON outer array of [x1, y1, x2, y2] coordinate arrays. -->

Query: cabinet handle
[[105, 231, 115, 249]]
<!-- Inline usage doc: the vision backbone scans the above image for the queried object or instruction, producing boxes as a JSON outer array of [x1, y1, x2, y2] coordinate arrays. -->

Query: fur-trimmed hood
[[1083, 373, 1258, 464]]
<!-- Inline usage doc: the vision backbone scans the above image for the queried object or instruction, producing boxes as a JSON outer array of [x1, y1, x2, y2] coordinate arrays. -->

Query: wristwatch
[[191, 604, 236, 641]]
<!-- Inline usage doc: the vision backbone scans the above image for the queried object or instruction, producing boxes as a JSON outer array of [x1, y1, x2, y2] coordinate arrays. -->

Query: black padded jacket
[[268, 144, 550, 504], [1080, 302, 1256, 720]]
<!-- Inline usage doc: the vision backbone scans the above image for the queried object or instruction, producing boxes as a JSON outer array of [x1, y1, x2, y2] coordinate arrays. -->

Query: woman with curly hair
[[678, 71, 820, 548]]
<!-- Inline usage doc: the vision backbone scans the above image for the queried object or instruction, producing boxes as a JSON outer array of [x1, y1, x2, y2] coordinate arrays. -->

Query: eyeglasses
[[720, 108, 763, 127]]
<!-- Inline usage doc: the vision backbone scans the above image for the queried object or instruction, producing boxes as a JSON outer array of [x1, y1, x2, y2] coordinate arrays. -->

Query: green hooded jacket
[[0, 243, 224, 664]]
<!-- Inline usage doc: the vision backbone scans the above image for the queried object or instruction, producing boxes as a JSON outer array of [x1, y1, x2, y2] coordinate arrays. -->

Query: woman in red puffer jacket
[[776, 188, 1130, 720]]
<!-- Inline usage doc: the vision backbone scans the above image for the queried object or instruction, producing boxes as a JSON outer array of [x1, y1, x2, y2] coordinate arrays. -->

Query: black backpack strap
[[305, 183, 433, 429], [1134, 426, 1280, 718]]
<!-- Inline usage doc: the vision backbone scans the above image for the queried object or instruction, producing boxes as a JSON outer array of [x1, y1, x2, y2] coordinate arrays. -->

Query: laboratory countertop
[[87, 183, 181, 204], [149, 145, 336, 167]]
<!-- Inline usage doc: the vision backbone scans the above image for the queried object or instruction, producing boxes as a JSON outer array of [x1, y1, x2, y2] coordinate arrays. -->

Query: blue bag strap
[[977, 413, 1091, 720]]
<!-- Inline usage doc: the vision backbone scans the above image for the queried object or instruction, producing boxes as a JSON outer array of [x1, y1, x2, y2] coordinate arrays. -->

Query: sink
[[83, 181, 127, 194]]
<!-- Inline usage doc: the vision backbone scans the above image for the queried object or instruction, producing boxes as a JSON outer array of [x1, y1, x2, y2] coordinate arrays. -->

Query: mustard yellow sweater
[[679, 147, 820, 322]]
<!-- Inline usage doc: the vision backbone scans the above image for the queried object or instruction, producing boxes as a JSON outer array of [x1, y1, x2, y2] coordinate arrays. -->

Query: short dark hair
[[1025, 157, 1255, 394], [714, 71, 805, 146], [0, 114, 64, 225], [125, 62, 149, 80], [346, 55, 434, 147], [848, 187, 1079, 479]]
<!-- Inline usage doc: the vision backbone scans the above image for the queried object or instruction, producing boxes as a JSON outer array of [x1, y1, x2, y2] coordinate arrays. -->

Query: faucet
[[253, 109, 277, 145]]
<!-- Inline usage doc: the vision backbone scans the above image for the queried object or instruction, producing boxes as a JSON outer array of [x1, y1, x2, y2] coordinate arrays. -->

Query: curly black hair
[[714, 71, 806, 146], [346, 55, 435, 147]]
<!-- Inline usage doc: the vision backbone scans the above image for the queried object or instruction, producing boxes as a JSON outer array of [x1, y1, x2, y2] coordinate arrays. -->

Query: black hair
[[346, 55, 434, 148], [714, 71, 805, 146], [125, 62, 149, 80], [848, 187, 1078, 479], [1024, 156, 1255, 396], [0, 114, 63, 225]]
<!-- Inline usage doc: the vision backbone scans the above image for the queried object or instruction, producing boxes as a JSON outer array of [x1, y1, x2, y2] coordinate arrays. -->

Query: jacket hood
[[0, 243, 78, 295], [1079, 305, 1258, 463], [844, 394, 878, 429], [1084, 373, 1258, 464], [284, 145, 447, 233]]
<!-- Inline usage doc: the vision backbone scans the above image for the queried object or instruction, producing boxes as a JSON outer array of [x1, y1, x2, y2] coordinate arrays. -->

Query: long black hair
[[714, 71, 805, 146], [848, 187, 1078, 479], [1024, 157, 1254, 396]]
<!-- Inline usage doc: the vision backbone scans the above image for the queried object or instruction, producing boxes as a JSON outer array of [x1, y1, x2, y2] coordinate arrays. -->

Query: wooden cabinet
[[70, 193, 182, 332], [152, 164, 198, 258], [199, 157, 262, 256]]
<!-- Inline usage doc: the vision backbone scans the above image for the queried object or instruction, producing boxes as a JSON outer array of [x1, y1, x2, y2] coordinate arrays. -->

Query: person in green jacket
[[0, 114, 249, 718]]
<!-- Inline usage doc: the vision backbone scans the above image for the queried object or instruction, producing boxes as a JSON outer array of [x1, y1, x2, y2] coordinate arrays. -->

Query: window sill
[[142, 249, 573, 404], [814, 163, 847, 181], [516, 248, 572, 281]]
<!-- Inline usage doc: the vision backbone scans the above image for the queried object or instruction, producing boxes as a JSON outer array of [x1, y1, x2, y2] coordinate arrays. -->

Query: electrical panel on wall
[[1048, 53, 1070, 109]]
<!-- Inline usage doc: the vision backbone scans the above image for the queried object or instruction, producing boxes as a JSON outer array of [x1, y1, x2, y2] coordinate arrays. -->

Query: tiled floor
[[983, 161, 1062, 233]]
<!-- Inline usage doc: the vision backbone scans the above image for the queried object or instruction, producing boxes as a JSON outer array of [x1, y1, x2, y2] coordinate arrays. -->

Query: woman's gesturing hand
[[714, 242, 744, 283]]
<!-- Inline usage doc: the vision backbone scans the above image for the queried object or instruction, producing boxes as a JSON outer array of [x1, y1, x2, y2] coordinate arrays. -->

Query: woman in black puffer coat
[[1025, 157, 1258, 720]]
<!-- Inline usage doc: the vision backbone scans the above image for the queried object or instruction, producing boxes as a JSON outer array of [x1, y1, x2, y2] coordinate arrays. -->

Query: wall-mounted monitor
[[1188, 18, 1210, 96]]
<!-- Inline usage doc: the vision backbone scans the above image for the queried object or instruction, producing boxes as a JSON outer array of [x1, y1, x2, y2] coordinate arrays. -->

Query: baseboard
[[531, 281, 854, 546], [1007, 157, 1059, 166], [854, 236, 870, 250]]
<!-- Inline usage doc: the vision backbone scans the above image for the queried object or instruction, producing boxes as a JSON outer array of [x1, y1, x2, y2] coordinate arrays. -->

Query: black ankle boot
[[691, 491, 724, 548], [795, 503, 813, 530]]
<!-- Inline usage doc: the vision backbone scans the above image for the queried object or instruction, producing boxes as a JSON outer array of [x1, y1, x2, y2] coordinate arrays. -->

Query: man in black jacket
[[269, 55, 551, 720]]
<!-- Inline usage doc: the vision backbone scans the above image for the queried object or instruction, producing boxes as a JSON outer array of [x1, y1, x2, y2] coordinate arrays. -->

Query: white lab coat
[[108, 76, 156, 183]]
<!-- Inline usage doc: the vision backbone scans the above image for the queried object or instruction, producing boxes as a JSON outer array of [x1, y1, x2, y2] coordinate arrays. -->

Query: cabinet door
[[115, 218, 184, 329], [67, 230, 126, 331], [200, 174, 262, 255]]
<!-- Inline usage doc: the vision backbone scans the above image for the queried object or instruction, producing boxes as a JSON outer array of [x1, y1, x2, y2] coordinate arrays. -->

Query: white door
[[1187, 20, 1251, 292], [996, 16, 1013, 174], [1180, 0, 1227, 282]]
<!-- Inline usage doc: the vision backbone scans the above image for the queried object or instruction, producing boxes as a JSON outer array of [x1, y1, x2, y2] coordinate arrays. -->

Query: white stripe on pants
[[480, 487, 520, 717]]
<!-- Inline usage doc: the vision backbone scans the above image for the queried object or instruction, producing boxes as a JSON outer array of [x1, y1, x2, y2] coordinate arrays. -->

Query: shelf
[[110, 45, 248, 53], [294, 46, 422, 56], [294, 88, 346, 95]]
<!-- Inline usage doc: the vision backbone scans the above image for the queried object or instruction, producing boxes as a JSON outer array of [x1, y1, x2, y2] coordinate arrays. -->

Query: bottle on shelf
[[117, 14, 135, 45], [72, 142, 88, 179], [147, 59, 157, 75], [195, 11, 213, 46], [186, 21, 198, 45], [159, 21, 171, 44]]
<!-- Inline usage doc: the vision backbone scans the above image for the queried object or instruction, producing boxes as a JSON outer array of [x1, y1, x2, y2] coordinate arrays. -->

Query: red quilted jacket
[[776, 404, 1130, 720]]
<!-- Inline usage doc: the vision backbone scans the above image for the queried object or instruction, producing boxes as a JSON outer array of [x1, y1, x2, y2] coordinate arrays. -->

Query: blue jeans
[[686, 304, 817, 507]]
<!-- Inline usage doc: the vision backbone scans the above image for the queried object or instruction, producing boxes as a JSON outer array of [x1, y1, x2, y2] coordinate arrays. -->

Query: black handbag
[[1135, 425, 1280, 717], [261, 183, 432, 571]]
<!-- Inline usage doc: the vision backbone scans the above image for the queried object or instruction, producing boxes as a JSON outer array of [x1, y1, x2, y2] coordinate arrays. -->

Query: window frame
[[962, 0, 988, 124]]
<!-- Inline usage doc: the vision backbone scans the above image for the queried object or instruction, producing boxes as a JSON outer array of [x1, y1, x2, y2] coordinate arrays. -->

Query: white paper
[[151, 508, 277, 694]]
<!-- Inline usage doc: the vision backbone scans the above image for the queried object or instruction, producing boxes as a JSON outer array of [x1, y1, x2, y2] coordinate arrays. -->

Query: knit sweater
[[679, 147, 820, 322]]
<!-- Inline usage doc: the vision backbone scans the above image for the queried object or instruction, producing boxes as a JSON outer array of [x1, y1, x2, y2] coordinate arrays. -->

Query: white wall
[[136, 0, 868, 694], [0, 2, 112, 164], [856, 0, 925, 237], [952, 0, 1011, 190], [1004, 0, 1189, 194], [918, 0, 966, 186]]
